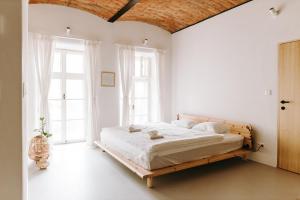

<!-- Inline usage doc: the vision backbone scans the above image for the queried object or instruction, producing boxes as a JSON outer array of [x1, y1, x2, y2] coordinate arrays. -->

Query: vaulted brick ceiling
[[29, 0, 252, 33]]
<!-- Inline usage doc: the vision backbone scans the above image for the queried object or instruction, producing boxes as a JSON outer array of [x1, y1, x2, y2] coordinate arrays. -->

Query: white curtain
[[150, 50, 165, 122], [29, 33, 55, 128], [84, 40, 101, 145], [117, 45, 135, 127], [155, 50, 166, 122]]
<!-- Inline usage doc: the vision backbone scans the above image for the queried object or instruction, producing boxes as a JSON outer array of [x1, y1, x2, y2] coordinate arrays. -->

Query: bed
[[95, 114, 253, 188]]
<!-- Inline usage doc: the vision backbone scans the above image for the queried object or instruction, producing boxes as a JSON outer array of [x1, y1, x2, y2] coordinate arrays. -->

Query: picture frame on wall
[[101, 71, 115, 87]]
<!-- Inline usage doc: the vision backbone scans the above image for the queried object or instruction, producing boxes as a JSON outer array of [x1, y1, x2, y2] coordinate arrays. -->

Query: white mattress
[[100, 123, 244, 170]]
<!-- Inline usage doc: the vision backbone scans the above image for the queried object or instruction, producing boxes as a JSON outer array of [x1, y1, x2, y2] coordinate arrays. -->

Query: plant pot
[[28, 135, 49, 169]]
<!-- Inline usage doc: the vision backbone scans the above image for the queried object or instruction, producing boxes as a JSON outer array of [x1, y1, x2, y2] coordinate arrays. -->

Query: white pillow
[[171, 119, 196, 129], [191, 123, 207, 131], [192, 122, 228, 134]]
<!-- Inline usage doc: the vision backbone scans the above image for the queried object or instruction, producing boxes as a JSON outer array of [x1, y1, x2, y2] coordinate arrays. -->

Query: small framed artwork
[[101, 71, 115, 87]]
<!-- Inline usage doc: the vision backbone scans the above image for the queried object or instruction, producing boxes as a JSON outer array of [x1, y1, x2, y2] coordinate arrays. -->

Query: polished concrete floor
[[29, 143, 300, 200]]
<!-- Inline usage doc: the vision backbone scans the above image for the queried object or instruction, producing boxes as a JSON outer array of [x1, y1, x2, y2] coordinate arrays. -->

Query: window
[[48, 42, 87, 144], [129, 50, 158, 124]]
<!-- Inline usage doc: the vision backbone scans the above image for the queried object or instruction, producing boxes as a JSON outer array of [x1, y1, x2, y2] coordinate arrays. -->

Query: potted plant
[[28, 117, 52, 169]]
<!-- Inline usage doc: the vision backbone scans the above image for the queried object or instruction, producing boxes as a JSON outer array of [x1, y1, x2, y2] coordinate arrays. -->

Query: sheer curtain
[[29, 33, 55, 129], [84, 40, 101, 145], [117, 45, 135, 126], [149, 50, 165, 122]]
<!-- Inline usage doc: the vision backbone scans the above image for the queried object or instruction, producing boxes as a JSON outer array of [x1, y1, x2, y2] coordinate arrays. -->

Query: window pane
[[135, 57, 141, 77], [66, 120, 85, 141], [66, 53, 84, 74], [53, 52, 61, 72], [134, 115, 148, 124], [66, 80, 85, 99], [134, 99, 148, 115], [135, 81, 148, 98], [141, 57, 150, 77], [49, 121, 63, 143], [135, 56, 150, 77], [49, 100, 62, 120], [49, 79, 62, 99], [66, 100, 85, 120]]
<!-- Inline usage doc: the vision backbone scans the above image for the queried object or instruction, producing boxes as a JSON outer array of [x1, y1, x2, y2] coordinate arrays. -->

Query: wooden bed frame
[[95, 114, 254, 188]]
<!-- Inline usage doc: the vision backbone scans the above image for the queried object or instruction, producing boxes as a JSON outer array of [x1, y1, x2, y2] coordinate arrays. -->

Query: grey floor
[[29, 143, 300, 200]]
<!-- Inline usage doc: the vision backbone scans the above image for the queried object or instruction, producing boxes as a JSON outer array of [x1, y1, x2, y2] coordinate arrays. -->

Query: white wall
[[172, 0, 300, 167], [28, 4, 172, 128], [0, 0, 23, 199]]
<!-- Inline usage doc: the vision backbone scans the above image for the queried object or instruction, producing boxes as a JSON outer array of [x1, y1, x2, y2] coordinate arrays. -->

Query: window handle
[[132, 104, 135, 110], [63, 93, 66, 100], [280, 100, 290, 104]]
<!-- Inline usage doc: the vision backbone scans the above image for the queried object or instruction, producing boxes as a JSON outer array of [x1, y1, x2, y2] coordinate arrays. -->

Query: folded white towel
[[148, 130, 164, 140], [128, 125, 144, 133], [129, 127, 141, 133]]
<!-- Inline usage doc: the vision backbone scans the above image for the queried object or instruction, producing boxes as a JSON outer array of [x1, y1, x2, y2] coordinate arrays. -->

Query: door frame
[[277, 39, 300, 169]]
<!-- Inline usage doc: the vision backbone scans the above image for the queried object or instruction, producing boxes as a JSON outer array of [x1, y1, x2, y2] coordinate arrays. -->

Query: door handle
[[280, 100, 290, 104]]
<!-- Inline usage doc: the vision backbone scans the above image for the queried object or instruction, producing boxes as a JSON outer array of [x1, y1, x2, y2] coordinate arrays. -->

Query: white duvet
[[100, 123, 225, 169]]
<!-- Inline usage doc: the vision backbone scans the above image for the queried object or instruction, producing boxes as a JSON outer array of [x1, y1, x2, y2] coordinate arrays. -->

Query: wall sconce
[[143, 38, 148, 46], [269, 7, 279, 16], [66, 27, 71, 36]]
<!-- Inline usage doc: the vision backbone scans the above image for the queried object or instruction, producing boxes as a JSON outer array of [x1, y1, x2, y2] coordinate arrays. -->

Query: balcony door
[[48, 48, 87, 144], [129, 50, 155, 124]]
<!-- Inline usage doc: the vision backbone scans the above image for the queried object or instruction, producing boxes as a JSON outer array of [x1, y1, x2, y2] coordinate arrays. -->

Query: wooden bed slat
[[150, 157, 209, 177]]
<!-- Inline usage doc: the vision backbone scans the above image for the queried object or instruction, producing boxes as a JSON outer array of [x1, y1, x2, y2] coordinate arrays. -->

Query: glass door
[[130, 52, 153, 124], [49, 49, 87, 144]]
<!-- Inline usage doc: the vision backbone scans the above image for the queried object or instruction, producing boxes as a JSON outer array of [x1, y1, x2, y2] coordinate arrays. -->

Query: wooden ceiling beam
[[108, 0, 140, 23]]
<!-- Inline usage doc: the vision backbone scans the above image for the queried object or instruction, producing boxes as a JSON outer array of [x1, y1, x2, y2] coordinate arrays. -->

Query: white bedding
[[100, 122, 243, 170]]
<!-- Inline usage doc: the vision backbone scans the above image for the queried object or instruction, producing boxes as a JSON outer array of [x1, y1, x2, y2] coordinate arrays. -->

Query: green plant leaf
[[34, 117, 52, 137]]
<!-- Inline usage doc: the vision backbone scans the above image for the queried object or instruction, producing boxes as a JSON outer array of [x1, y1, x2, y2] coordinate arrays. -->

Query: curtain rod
[[115, 43, 166, 53], [29, 32, 89, 42], [54, 35, 101, 43], [55, 35, 85, 41], [30, 32, 100, 43]]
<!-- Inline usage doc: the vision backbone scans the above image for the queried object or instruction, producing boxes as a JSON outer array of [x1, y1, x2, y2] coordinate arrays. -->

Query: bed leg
[[241, 153, 249, 160], [147, 177, 153, 188]]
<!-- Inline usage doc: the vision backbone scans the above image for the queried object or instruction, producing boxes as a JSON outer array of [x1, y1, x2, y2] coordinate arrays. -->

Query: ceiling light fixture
[[143, 38, 148, 46], [66, 27, 71, 36], [269, 7, 279, 16]]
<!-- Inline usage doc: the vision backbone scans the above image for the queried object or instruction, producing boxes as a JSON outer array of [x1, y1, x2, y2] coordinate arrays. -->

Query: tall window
[[48, 41, 87, 144], [129, 50, 158, 124]]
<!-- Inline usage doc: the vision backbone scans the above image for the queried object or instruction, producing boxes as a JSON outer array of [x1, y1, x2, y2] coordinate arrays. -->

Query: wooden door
[[278, 40, 300, 173]]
